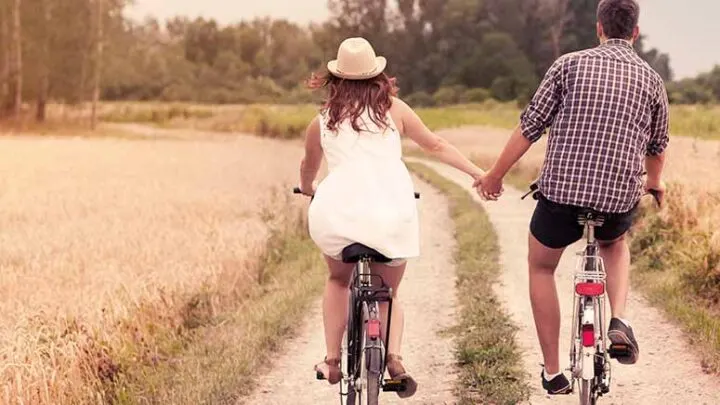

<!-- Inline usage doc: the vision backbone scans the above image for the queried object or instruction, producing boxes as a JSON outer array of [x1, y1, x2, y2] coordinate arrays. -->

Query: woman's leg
[[322, 255, 355, 361], [371, 262, 406, 356]]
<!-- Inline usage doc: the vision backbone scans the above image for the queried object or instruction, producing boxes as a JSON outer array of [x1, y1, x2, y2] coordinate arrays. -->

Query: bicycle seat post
[[358, 257, 372, 287], [578, 211, 604, 261], [586, 221, 596, 246]]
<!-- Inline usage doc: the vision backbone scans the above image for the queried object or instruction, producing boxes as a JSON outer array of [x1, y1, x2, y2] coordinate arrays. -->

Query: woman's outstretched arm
[[397, 99, 484, 181]]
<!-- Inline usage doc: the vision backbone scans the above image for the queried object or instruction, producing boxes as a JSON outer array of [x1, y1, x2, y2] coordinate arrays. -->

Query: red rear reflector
[[582, 325, 595, 347], [368, 319, 381, 339], [576, 282, 605, 296]]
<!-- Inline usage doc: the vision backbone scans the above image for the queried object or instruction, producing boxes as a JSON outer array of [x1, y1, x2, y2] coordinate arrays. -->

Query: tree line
[[0, 0, 716, 125], [0, 0, 125, 124]]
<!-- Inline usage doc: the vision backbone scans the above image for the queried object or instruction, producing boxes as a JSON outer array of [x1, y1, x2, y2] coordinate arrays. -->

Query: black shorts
[[530, 194, 638, 249]]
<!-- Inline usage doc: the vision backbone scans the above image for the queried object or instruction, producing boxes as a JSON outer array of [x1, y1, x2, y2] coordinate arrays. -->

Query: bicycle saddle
[[577, 208, 605, 226], [341, 243, 392, 264]]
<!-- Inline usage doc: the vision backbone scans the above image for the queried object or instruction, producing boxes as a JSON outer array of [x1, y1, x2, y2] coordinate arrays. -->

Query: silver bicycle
[[523, 184, 661, 405]]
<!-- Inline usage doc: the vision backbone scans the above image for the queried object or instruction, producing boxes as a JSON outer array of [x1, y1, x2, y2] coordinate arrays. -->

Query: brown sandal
[[314, 357, 342, 385], [387, 354, 417, 398]]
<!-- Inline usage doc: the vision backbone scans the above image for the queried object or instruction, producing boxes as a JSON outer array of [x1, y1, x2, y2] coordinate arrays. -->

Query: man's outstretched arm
[[476, 57, 565, 200], [487, 125, 532, 178]]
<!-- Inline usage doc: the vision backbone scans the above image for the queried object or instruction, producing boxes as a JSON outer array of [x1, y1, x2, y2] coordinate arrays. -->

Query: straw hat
[[327, 37, 387, 80]]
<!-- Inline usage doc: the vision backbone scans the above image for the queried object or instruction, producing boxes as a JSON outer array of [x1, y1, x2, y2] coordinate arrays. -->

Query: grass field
[[0, 134, 324, 404], [97, 102, 720, 141]]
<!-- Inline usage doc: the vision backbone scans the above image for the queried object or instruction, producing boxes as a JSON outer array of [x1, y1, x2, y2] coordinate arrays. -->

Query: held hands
[[473, 172, 504, 201]]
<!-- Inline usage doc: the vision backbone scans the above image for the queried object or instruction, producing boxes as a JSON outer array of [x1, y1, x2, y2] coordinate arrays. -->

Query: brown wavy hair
[[307, 71, 399, 132]]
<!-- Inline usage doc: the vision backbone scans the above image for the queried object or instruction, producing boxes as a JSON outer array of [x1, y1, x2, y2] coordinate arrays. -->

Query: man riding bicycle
[[476, 0, 669, 395]]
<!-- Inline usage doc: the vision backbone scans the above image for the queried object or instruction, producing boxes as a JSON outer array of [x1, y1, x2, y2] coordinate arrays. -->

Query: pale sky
[[126, 0, 720, 79]]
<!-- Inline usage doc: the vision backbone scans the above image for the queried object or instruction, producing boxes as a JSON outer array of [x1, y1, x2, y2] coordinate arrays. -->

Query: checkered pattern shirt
[[521, 39, 670, 213]]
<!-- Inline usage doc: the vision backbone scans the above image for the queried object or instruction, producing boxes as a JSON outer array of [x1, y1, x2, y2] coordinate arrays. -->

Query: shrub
[[404, 91, 435, 107], [461, 88, 491, 104], [433, 85, 467, 106]]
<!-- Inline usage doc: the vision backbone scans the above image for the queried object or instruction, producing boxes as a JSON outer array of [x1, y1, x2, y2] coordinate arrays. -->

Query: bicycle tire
[[359, 302, 382, 405], [346, 390, 356, 405], [344, 277, 361, 405], [579, 379, 594, 405], [362, 347, 382, 405], [343, 328, 355, 405]]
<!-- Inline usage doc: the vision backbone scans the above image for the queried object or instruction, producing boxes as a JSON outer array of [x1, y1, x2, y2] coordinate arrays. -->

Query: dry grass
[[421, 127, 720, 373], [0, 133, 314, 404], [629, 186, 720, 372]]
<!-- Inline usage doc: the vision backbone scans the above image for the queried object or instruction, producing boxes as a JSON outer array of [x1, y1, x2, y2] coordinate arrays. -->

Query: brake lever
[[647, 189, 662, 207]]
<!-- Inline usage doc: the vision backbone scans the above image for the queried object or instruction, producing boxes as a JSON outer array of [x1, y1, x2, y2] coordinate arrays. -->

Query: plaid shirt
[[521, 39, 670, 213]]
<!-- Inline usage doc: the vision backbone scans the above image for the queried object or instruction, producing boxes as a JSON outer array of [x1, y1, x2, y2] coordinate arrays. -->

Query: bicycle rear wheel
[[359, 302, 382, 405], [578, 379, 598, 405]]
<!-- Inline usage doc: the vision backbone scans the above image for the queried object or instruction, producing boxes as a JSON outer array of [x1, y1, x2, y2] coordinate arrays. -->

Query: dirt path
[[242, 177, 460, 405], [414, 158, 720, 405]]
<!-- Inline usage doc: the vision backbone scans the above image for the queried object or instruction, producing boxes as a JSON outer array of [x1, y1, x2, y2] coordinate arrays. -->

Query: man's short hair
[[597, 0, 640, 39]]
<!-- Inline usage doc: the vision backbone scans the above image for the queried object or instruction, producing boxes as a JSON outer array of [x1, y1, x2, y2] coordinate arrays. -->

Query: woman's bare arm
[[300, 117, 323, 195], [397, 99, 484, 181]]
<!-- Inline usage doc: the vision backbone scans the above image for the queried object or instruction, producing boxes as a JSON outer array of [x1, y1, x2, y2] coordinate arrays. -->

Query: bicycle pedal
[[382, 379, 406, 392], [608, 344, 631, 358]]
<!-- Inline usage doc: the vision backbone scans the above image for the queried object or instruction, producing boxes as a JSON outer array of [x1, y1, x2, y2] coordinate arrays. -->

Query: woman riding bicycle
[[299, 37, 484, 398]]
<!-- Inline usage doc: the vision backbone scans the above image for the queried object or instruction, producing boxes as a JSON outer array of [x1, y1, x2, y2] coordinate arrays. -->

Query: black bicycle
[[294, 187, 419, 405]]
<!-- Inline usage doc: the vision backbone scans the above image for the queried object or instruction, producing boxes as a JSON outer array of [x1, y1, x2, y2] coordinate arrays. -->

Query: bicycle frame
[[569, 215, 611, 404]]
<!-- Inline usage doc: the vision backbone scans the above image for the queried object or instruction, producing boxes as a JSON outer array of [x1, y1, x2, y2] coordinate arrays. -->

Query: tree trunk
[[548, 0, 570, 60], [90, 0, 103, 130], [36, 0, 51, 122], [0, 3, 9, 117], [11, 0, 21, 121]]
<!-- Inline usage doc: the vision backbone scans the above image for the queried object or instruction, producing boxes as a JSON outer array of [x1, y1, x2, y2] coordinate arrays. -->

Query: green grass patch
[[409, 163, 529, 405], [92, 201, 325, 404], [100, 102, 720, 141], [416, 102, 520, 131], [629, 185, 720, 373], [670, 105, 720, 140]]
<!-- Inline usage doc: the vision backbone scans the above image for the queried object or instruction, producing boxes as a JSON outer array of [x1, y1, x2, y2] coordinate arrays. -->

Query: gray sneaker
[[608, 318, 639, 365]]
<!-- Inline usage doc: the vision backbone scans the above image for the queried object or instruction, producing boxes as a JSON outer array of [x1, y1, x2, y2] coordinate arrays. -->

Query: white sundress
[[308, 109, 420, 261]]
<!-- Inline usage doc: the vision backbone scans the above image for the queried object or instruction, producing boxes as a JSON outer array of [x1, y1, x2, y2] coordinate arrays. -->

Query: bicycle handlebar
[[522, 183, 662, 207], [294, 187, 420, 200]]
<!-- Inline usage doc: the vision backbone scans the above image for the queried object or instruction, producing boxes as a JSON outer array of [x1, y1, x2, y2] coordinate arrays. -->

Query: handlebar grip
[[648, 189, 662, 206]]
